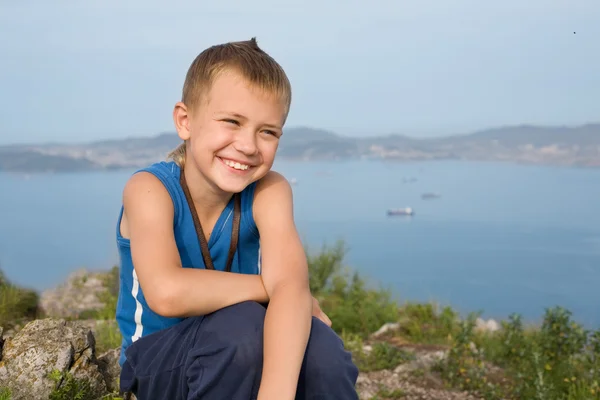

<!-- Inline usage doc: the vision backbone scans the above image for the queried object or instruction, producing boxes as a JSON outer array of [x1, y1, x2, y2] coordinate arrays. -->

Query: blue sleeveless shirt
[[115, 161, 261, 366]]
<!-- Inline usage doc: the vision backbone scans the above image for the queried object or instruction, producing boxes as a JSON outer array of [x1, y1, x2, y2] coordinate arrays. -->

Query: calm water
[[1, 160, 599, 327]]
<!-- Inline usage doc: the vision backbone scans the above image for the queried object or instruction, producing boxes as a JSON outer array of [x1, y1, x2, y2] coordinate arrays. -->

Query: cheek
[[258, 140, 279, 162], [193, 126, 233, 151]]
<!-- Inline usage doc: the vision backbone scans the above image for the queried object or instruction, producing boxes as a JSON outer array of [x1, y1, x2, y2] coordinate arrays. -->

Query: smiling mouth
[[219, 157, 252, 171]]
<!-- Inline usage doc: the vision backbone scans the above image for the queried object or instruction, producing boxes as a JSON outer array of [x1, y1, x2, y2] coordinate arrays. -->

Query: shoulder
[[122, 169, 175, 219], [138, 161, 181, 182], [254, 171, 293, 206], [124, 161, 182, 213], [119, 169, 176, 240], [253, 171, 294, 228]]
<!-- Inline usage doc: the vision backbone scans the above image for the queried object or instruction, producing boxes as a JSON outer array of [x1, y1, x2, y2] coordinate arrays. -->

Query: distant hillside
[[441, 124, 599, 146], [1, 124, 599, 172]]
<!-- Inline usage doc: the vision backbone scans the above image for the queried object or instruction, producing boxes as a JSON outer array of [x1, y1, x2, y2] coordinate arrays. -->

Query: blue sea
[[1, 160, 599, 327]]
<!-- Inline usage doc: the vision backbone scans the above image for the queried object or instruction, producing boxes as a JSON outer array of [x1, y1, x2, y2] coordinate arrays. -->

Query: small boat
[[421, 192, 441, 200], [387, 207, 414, 216]]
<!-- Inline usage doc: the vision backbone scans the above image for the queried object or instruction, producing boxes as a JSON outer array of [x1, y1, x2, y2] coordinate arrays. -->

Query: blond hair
[[167, 37, 292, 167]]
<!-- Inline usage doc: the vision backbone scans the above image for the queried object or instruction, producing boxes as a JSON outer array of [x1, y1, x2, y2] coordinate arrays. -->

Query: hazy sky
[[0, 0, 598, 144]]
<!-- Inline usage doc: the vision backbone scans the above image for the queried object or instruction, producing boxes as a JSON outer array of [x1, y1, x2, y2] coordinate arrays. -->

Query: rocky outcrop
[[96, 348, 121, 394], [0, 318, 121, 400], [357, 368, 480, 400], [356, 347, 481, 400], [354, 317, 499, 399], [39, 269, 109, 319], [0, 316, 498, 399]]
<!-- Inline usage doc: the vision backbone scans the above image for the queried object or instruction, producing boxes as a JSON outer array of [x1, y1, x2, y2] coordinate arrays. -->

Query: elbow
[[145, 285, 182, 318]]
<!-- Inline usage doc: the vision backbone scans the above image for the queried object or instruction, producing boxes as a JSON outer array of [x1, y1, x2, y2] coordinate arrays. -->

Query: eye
[[223, 119, 239, 125], [262, 130, 280, 137]]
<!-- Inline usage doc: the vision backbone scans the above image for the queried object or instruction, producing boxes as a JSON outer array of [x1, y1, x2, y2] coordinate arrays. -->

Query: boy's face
[[176, 70, 287, 194]]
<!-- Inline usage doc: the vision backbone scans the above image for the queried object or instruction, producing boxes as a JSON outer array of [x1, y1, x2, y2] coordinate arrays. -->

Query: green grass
[[92, 266, 123, 354], [0, 269, 39, 329], [370, 387, 406, 399], [47, 369, 124, 400]]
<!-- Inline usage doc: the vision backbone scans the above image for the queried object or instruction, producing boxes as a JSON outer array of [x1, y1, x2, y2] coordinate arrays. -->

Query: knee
[[204, 301, 266, 333], [304, 318, 359, 383], [201, 301, 266, 368]]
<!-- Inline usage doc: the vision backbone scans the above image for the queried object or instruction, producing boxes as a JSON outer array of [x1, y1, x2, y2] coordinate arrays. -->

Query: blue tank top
[[115, 161, 261, 366]]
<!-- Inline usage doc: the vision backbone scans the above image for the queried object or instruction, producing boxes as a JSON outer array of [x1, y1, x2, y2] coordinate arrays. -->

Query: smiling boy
[[115, 38, 359, 399]]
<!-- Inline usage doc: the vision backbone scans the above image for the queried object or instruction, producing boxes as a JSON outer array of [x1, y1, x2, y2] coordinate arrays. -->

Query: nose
[[233, 129, 259, 156]]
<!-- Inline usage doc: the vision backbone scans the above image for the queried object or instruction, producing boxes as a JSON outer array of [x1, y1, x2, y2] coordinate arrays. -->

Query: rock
[[394, 350, 447, 374], [475, 317, 500, 333], [357, 322, 485, 399], [0, 316, 487, 400], [371, 322, 401, 338], [39, 269, 108, 318], [356, 367, 481, 400], [96, 348, 122, 393], [0, 318, 111, 400]]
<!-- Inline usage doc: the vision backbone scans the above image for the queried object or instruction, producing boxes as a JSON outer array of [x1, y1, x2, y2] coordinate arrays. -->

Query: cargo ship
[[386, 207, 414, 216]]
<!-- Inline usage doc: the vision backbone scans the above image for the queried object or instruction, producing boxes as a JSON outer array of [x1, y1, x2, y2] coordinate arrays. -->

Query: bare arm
[[122, 172, 269, 318], [254, 172, 313, 400]]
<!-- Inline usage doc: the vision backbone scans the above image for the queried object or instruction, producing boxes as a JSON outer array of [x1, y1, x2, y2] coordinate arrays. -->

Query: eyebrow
[[219, 112, 247, 120], [215, 111, 282, 130]]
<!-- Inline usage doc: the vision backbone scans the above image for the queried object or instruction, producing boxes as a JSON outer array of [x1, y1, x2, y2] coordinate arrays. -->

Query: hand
[[312, 296, 331, 327]]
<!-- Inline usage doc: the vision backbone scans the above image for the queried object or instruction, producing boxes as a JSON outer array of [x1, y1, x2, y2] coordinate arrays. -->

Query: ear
[[173, 102, 191, 141]]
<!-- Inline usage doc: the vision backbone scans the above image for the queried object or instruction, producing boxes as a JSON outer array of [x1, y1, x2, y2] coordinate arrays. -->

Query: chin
[[212, 171, 261, 194], [215, 180, 251, 194], [211, 159, 268, 193]]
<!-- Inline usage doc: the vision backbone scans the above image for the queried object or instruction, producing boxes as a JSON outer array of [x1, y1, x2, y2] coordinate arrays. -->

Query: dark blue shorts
[[120, 301, 359, 399]]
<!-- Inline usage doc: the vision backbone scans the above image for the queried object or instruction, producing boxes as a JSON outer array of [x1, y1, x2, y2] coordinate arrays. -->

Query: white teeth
[[223, 159, 249, 170]]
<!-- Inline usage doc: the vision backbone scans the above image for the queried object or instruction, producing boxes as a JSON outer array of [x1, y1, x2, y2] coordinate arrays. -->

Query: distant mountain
[[1, 124, 599, 173], [0, 150, 99, 172], [445, 123, 600, 146]]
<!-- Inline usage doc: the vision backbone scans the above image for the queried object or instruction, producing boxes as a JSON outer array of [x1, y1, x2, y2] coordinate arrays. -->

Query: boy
[[115, 38, 359, 399]]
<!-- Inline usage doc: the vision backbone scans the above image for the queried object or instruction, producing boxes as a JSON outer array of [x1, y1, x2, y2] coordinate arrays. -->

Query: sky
[[0, 0, 598, 145]]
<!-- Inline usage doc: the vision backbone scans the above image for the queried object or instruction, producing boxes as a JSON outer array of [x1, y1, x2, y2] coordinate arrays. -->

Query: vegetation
[[306, 241, 600, 399], [47, 369, 123, 400], [433, 309, 600, 399], [308, 241, 399, 339], [92, 266, 122, 354], [1, 241, 599, 399], [0, 269, 39, 329]]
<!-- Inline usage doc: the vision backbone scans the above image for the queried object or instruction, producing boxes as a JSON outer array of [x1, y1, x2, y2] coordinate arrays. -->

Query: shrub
[[438, 307, 600, 399], [307, 241, 398, 338], [396, 301, 460, 345]]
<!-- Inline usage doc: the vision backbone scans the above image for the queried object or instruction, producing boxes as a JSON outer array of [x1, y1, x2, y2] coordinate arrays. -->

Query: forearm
[[151, 268, 269, 317], [257, 284, 312, 400]]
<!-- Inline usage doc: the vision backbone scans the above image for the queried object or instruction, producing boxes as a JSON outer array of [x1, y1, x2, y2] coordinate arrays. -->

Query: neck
[[182, 164, 232, 220]]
